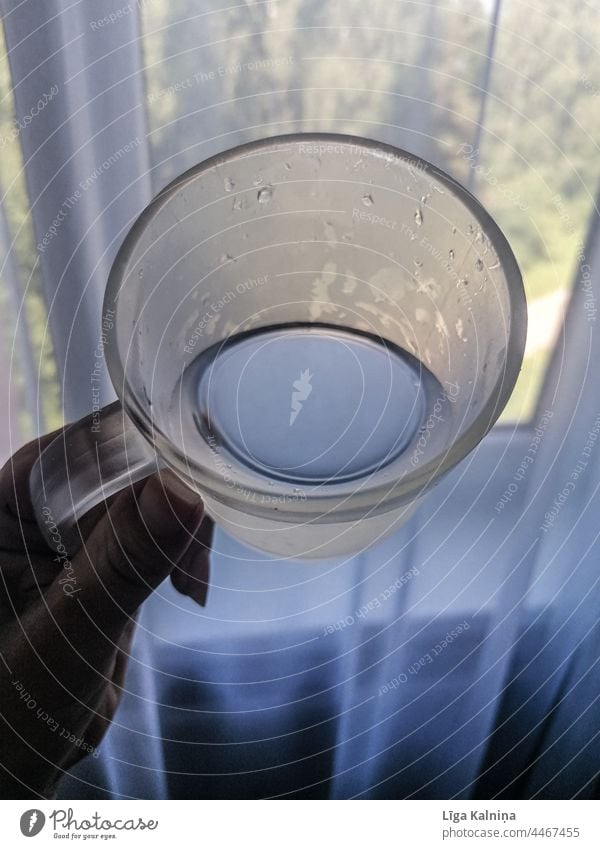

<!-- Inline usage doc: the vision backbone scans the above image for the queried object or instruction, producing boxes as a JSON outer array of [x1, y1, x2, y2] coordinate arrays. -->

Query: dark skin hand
[[0, 427, 213, 799]]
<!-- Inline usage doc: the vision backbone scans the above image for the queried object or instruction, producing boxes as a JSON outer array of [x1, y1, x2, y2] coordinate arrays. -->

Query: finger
[[0, 487, 124, 619], [0, 551, 60, 618], [71, 469, 205, 628], [171, 515, 214, 606], [0, 424, 125, 555], [0, 488, 126, 608], [0, 428, 64, 552]]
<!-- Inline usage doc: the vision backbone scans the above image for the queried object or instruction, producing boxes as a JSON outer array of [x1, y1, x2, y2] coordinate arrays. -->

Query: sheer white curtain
[[2, 0, 599, 799]]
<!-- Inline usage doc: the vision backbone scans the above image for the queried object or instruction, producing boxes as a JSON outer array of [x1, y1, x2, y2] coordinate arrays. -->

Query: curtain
[[1, 0, 599, 798]]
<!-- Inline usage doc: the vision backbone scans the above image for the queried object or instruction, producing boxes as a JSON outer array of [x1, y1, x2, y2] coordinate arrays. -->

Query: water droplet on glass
[[475, 258, 484, 272], [448, 249, 455, 261], [414, 257, 423, 267], [253, 176, 264, 186], [361, 193, 373, 207], [257, 187, 273, 204], [220, 253, 234, 263], [201, 293, 210, 305], [414, 208, 423, 226], [452, 226, 457, 235], [284, 161, 292, 170], [232, 197, 243, 211], [138, 268, 144, 278], [224, 176, 235, 192]]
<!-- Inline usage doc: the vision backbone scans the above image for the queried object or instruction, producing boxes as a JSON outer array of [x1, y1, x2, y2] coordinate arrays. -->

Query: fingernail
[[175, 544, 210, 606], [184, 573, 208, 607], [171, 568, 208, 606]]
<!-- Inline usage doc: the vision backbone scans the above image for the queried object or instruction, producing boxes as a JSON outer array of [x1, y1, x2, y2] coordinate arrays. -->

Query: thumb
[[66, 469, 204, 633]]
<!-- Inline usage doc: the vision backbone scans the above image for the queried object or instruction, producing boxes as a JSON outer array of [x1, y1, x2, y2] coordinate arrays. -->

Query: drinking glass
[[30, 133, 527, 559]]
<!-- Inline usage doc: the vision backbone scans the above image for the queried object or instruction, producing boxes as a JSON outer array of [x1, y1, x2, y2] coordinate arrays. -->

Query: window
[[2, 1, 597, 435], [141, 0, 600, 423]]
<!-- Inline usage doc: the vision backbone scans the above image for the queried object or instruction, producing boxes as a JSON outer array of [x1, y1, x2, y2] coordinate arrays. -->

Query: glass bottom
[[189, 324, 433, 485]]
